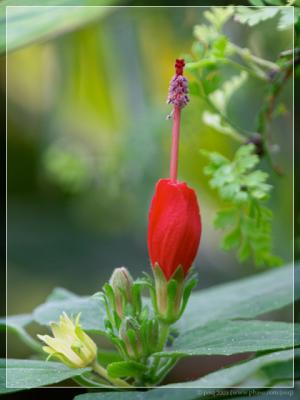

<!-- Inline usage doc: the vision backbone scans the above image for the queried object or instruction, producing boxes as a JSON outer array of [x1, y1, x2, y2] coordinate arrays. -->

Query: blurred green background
[[4, 5, 293, 362]]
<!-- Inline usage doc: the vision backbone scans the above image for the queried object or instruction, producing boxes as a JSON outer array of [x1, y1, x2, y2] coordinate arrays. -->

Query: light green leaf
[[33, 294, 105, 333], [156, 320, 297, 357], [0, 314, 31, 331], [2, 359, 90, 389], [45, 287, 79, 302], [202, 111, 239, 137], [0, 314, 41, 353], [2, 2, 115, 54], [277, 8, 294, 30], [235, 7, 280, 27], [214, 208, 238, 229], [208, 71, 248, 114], [221, 226, 241, 250], [162, 349, 294, 388], [177, 265, 296, 333], [107, 361, 147, 379]]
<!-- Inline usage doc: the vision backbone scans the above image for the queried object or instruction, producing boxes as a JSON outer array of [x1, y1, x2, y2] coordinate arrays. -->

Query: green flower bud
[[109, 267, 133, 318], [38, 313, 97, 368], [119, 317, 143, 360]]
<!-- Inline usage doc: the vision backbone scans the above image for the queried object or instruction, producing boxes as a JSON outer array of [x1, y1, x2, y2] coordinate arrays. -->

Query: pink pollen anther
[[167, 59, 189, 182]]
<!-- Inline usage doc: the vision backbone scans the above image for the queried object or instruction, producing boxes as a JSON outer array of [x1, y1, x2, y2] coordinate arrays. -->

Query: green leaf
[[45, 287, 79, 302], [32, 265, 297, 338], [176, 264, 296, 333], [74, 389, 208, 400], [162, 349, 294, 388], [221, 226, 241, 250], [203, 144, 279, 266], [208, 72, 248, 114], [211, 35, 228, 58], [189, 81, 201, 97], [235, 7, 280, 27], [0, 314, 31, 331], [278, 8, 295, 30], [156, 320, 297, 357], [248, 0, 265, 5], [0, 360, 22, 394], [107, 361, 147, 379], [0, 314, 42, 353], [1, 2, 115, 55], [33, 294, 105, 333], [2, 359, 90, 389], [214, 208, 238, 229]]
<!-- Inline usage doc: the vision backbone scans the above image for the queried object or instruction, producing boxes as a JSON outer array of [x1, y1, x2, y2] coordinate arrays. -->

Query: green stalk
[[230, 43, 280, 72], [152, 356, 180, 385], [158, 321, 170, 351]]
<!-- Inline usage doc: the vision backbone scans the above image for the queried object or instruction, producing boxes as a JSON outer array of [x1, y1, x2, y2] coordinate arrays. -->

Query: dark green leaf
[[0, 314, 31, 331], [45, 287, 79, 302], [156, 320, 297, 357], [2, 359, 90, 389], [33, 294, 105, 333], [177, 264, 296, 333], [1, 314, 41, 353], [162, 349, 293, 388]]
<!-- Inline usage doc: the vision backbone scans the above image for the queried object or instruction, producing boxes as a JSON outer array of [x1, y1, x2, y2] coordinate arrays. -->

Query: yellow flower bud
[[37, 313, 97, 368]]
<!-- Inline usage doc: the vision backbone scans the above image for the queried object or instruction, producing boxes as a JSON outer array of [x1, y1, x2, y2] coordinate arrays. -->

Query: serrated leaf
[[278, 8, 294, 30], [208, 72, 248, 114], [211, 35, 228, 58], [156, 320, 297, 357], [235, 7, 280, 27], [214, 208, 238, 229], [221, 226, 241, 250], [3, 359, 90, 389], [107, 361, 147, 379]]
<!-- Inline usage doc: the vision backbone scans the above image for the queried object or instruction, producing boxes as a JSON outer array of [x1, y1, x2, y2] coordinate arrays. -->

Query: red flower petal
[[147, 179, 201, 280]]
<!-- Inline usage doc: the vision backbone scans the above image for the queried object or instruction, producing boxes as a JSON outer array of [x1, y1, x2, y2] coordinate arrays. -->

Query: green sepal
[[127, 329, 140, 359], [150, 265, 197, 325], [132, 282, 142, 315], [178, 276, 198, 319], [107, 360, 147, 379]]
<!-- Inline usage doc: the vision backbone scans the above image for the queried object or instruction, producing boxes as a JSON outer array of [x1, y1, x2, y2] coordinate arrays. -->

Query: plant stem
[[170, 106, 181, 182], [152, 356, 180, 385], [230, 43, 280, 72], [158, 321, 170, 351], [92, 361, 133, 388]]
